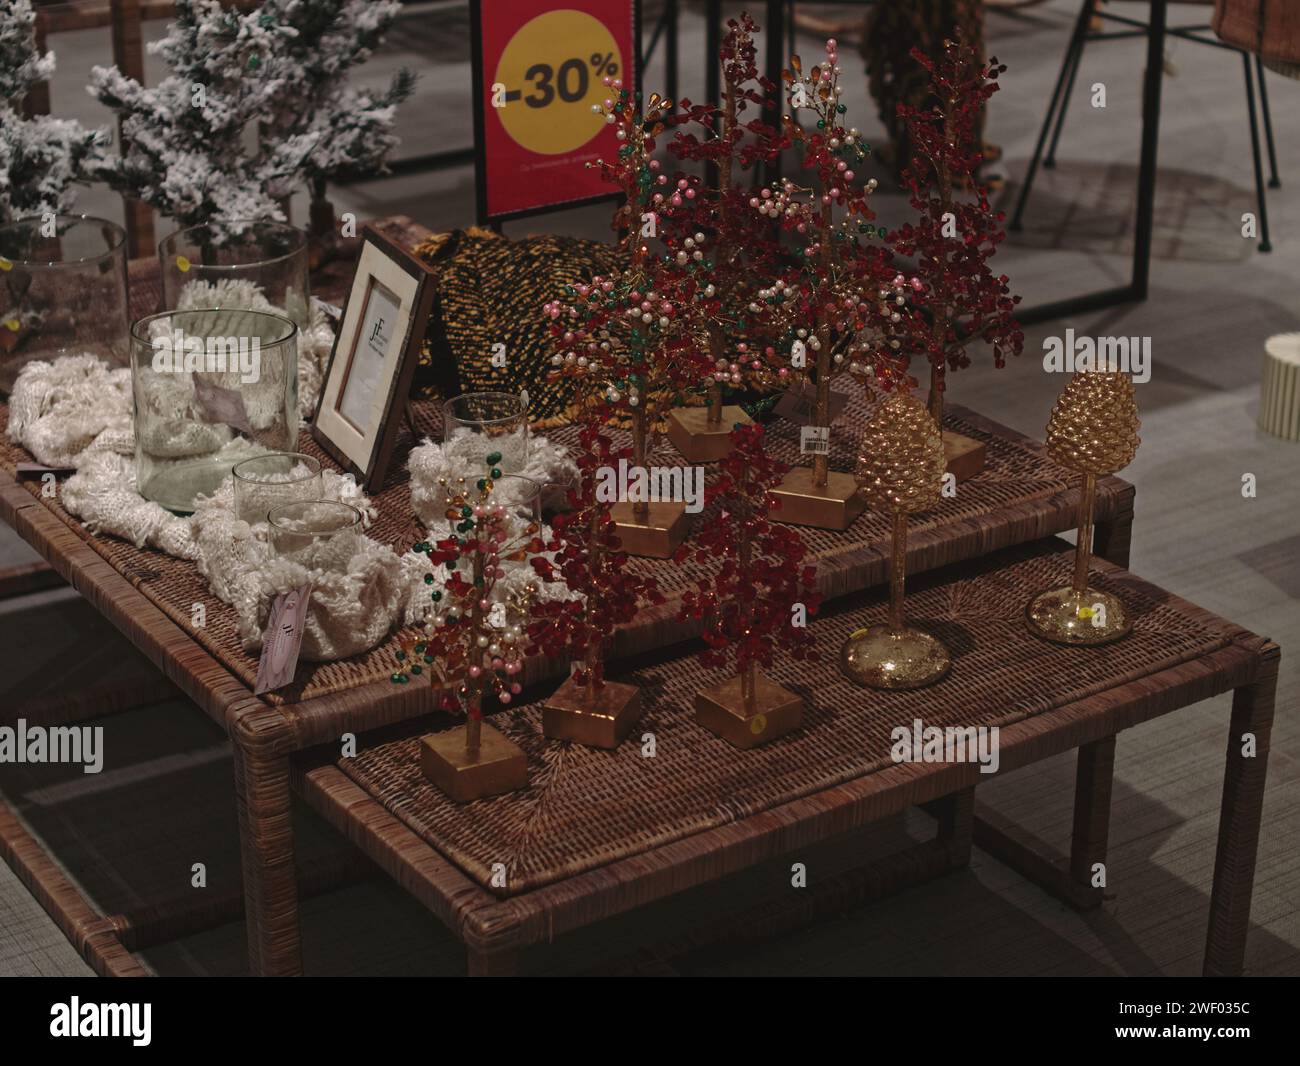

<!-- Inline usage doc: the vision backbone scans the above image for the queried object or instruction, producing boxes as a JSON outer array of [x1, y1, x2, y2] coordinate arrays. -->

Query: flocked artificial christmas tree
[[88, 0, 408, 239], [676, 422, 820, 747], [0, 0, 106, 223]]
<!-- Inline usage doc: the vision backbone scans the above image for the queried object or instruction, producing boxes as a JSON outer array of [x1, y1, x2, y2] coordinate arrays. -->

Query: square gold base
[[419, 723, 528, 803], [770, 466, 866, 530], [666, 405, 752, 462], [943, 430, 986, 483], [610, 500, 689, 558], [695, 672, 804, 750], [542, 675, 643, 749]]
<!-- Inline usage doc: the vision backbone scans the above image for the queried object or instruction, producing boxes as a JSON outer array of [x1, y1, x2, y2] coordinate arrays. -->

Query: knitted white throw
[[8, 353, 405, 662]]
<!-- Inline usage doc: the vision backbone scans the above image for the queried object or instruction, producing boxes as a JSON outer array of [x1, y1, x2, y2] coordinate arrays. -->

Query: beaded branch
[[391, 454, 544, 750], [882, 39, 1024, 419], [676, 423, 820, 711]]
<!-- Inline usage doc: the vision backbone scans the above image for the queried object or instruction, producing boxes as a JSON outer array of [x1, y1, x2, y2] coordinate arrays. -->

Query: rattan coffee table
[[294, 541, 1277, 977], [0, 221, 1137, 977]]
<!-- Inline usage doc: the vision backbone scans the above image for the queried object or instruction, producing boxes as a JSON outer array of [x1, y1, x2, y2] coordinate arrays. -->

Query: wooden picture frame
[[312, 227, 435, 491]]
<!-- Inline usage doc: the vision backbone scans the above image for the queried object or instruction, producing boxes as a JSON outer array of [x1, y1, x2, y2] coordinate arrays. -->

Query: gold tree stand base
[[1025, 586, 1132, 646], [419, 723, 528, 803], [542, 676, 643, 749], [840, 624, 951, 690], [610, 500, 689, 558], [770, 467, 866, 530], [666, 406, 753, 462], [943, 430, 986, 483], [695, 672, 803, 750]]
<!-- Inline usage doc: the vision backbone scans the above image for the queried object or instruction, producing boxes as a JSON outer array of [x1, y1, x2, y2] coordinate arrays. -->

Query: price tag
[[775, 384, 849, 427], [474, 0, 638, 221], [255, 584, 312, 695], [800, 426, 831, 455]]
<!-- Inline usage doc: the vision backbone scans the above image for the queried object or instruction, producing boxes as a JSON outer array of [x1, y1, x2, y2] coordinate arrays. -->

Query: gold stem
[[889, 509, 907, 632], [813, 198, 834, 488], [466, 547, 485, 756], [928, 362, 943, 425], [632, 404, 649, 522], [1073, 472, 1097, 596]]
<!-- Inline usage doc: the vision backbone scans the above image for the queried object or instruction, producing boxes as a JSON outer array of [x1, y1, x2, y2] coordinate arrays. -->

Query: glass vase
[[442, 391, 530, 473], [0, 215, 129, 385], [158, 221, 311, 331], [132, 308, 299, 513]]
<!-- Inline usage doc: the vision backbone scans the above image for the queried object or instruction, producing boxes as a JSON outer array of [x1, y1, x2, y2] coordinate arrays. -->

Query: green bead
[[431, 590, 442, 601], [424, 655, 434, 664], [424, 574, 434, 585], [395, 650, 405, 660], [415, 642, 426, 653], [390, 673, 403, 683], [490, 468, 502, 480], [411, 665, 422, 675], [486, 451, 502, 466], [477, 478, 487, 491]]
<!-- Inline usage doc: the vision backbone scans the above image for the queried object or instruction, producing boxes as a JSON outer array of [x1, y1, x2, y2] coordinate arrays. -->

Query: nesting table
[[0, 218, 1192, 977]]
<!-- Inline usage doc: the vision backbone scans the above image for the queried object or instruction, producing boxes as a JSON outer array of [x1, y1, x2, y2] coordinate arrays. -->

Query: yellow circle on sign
[[175, 255, 191, 273], [494, 10, 621, 156], [0, 257, 11, 271], [749, 713, 768, 735], [3, 319, 19, 331]]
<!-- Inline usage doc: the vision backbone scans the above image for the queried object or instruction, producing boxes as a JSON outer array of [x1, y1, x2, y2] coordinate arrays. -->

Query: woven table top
[[339, 540, 1235, 897], [0, 390, 1124, 706]]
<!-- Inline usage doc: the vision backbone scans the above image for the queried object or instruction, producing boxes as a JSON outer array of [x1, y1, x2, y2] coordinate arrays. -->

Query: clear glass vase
[[0, 215, 129, 385], [158, 221, 311, 331], [132, 308, 299, 513], [442, 391, 530, 473]]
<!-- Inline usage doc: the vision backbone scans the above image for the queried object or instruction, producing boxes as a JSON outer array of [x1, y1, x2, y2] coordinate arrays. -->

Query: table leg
[[935, 786, 975, 867], [233, 742, 303, 976], [1203, 647, 1278, 977], [468, 947, 520, 977], [1069, 736, 1115, 909]]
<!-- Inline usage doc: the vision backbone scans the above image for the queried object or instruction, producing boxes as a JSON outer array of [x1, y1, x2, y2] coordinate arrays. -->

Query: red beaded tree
[[675, 422, 820, 741], [527, 413, 664, 692], [883, 39, 1024, 426], [740, 37, 902, 527], [665, 14, 785, 436]]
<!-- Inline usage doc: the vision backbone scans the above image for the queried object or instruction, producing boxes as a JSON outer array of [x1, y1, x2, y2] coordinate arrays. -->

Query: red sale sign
[[471, 1, 640, 222]]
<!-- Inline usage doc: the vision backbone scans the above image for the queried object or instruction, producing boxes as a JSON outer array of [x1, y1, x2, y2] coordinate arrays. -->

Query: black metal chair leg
[[1012, 0, 1097, 231], [1242, 52, 1273, 253], [1045, 27, 1087, 169], [1254, 55, 1280, 188]]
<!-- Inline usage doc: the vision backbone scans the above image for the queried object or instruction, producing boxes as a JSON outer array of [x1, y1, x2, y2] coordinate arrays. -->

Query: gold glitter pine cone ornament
[[842, 391, 951, 689], [1028, 369, 1142, 646], [855, 391, 949, 514], [1045, 369, 1141, 476]]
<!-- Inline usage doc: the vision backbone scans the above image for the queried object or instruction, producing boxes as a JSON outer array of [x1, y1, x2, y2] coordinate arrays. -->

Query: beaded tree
[[529, 410, 665, 748], [883, 40, 1023, 477], [662, 14, 783, 459], [546, 85, 719, 556], [745, 37, 900, 529], [394, 455, 543, 801], [676, 422, 820, 748]]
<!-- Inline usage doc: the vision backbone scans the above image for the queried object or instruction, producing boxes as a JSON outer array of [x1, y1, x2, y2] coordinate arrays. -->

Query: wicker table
[[295, 540, 1278, 977], [0, 220, 1137, 977]]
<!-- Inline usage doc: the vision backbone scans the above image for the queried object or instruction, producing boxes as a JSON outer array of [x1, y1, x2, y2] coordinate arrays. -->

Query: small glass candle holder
[[158, 221, 311, 331], [131, 307, 299, 513], [232, 452, 322, 524], [442, 391, 530, 473], [268, 499, 364, 563], [0, 215, 129, 384]]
